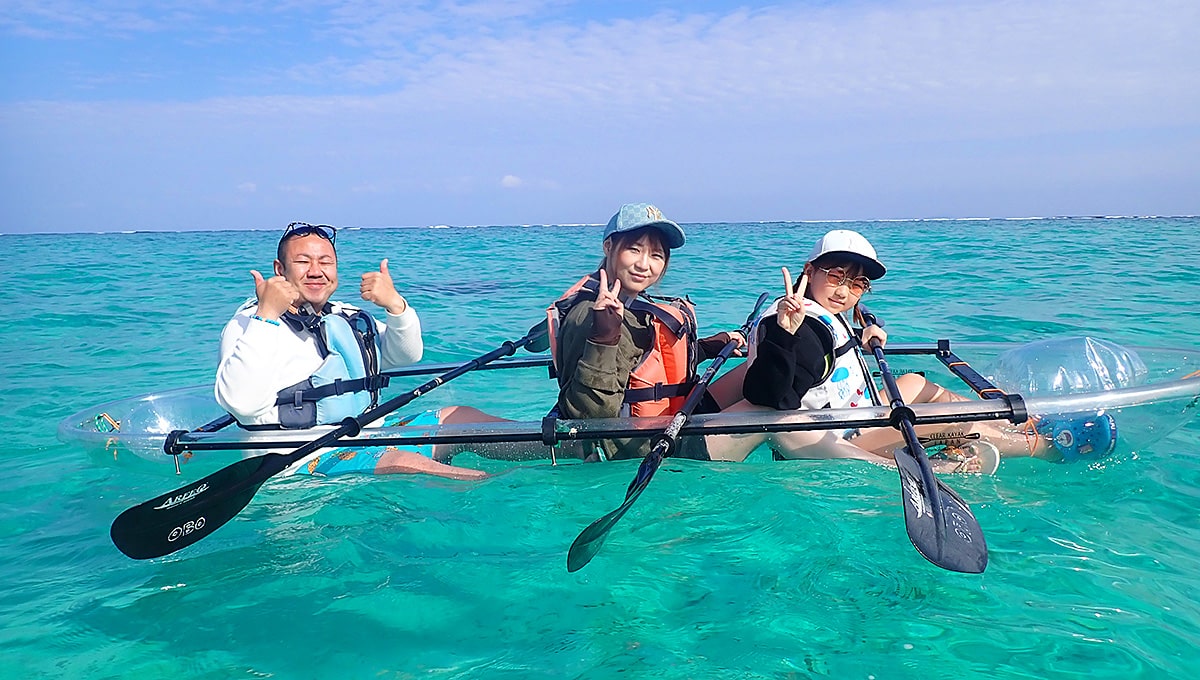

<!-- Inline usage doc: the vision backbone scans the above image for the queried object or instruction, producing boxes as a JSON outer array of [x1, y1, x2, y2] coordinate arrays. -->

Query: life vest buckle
[[363, 374, 390, 391]]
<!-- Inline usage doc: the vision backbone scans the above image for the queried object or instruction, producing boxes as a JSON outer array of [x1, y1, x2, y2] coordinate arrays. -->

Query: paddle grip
[[339, 416, 362, 438], [888, 405, 917, 430]]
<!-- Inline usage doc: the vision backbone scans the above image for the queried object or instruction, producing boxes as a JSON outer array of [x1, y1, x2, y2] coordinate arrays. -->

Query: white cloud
[[237, 182, 256, 192], [385, 0, 1199, 126], [7, 1, 1198, 120], [1, 1, 1198, 232]]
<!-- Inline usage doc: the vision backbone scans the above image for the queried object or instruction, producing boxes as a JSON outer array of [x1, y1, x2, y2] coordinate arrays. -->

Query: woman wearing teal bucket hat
[[542, 202, 746, 462]]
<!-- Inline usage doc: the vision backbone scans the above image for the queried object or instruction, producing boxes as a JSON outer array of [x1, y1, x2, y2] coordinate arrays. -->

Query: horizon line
[[3, 214, 1199, 237]]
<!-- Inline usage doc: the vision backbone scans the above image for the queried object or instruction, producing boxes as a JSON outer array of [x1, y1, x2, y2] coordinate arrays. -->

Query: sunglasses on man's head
[[282, 222, 336, 243]]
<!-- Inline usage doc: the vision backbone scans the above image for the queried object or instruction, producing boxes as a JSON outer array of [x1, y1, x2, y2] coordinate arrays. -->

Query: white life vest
[[749, 298, 870, 411]]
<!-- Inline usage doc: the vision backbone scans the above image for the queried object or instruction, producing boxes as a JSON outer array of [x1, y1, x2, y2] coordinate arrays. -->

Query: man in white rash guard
[[214, 221, 484, 480]]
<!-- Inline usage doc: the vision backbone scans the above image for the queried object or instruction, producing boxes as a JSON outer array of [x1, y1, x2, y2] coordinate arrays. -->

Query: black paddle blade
[[566, 454, 662, 572], [893, 446, 988, 574], [110, 455, 278, 559], [523, 320, 551, 353]]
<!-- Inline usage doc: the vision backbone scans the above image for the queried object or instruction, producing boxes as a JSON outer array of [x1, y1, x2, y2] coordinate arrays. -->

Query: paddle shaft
[[860, 311, 946, 544], [860, 312, 933, 450], [641, 293, 769, 476], [646, 326, 744, 457], [867, 339, 946, 529], [625, 324, 748, 494], [165, 357, 553, 458], [247, 327, 547, 467]]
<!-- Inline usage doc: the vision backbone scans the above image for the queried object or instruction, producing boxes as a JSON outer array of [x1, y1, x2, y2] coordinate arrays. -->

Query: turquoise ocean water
[[3, 218, 1199, 678]]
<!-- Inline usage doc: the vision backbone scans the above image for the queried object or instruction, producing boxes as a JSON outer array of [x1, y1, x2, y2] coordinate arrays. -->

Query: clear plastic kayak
[[59, 339, 1200, 470]]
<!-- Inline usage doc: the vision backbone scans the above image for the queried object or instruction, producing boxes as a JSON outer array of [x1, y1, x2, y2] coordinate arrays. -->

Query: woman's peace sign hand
[[593, 268, 623, 314], [775, 266, 808, 335], [589, 269, 625, 345]]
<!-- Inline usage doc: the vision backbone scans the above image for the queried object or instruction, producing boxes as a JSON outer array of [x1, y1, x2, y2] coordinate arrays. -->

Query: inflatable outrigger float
[[62, 308, 1200, 575]]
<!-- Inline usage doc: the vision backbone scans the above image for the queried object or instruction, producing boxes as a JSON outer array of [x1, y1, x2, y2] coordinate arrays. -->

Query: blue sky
[[1, 0, 1197, 233]]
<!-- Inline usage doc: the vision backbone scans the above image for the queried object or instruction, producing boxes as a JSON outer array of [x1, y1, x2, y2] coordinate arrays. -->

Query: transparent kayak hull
[[59, 341, 1200, 470]]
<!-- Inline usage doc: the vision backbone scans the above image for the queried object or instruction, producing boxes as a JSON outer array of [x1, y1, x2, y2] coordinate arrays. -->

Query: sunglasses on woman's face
[[814, 266, 871, 296]]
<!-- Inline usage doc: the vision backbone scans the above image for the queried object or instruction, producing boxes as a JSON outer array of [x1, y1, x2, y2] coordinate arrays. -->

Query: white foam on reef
[[20, 215, 1195, 237], [420, 223, 605, 229]]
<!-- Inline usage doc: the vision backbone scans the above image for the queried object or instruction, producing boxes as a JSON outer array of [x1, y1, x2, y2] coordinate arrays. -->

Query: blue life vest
[[272, 305, 384, 429]]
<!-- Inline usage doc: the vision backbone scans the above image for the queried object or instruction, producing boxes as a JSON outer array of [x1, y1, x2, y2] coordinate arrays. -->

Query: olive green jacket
[[555, 297, 711, 461], [555, 297, 658, 460]]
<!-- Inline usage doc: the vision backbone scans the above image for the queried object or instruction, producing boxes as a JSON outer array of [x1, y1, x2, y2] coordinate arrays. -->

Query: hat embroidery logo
[[646, 206, 663, 221]]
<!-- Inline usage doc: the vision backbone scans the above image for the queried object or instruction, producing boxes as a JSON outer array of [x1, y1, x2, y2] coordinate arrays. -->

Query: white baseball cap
[[806, 229, 886, 280]]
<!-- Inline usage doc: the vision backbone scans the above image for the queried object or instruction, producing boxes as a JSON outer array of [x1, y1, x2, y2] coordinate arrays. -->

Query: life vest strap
[[623, 381, 694, 404], [569, 277, 690, 337], [631, 299, 687, 337], [273, 374, 391, 406], [834, 337, 859, 358]]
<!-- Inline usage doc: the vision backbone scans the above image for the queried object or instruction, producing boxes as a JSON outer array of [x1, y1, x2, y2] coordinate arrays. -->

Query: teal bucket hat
[[602, 203, 686, 249]]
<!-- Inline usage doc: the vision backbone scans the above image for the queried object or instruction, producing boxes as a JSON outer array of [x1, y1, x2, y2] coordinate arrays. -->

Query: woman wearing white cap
[[703, 229, 927, 465], [711, 229, 1116, 472], [739, 229, 990, 469]]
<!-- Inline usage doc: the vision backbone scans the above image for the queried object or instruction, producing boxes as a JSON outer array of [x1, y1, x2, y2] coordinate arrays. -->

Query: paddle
[[567, 293, 770, 572], [860, 312, 988, 574], [111, 320, 550, 560]]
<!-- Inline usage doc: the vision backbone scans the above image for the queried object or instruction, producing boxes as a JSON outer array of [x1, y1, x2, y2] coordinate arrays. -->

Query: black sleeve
[[698, 334, 725, 361], [743, 319, 833, 410]]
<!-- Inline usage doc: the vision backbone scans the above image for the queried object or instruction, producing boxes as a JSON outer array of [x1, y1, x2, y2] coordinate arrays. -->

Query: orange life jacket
[[547, 273, 699, 417]]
